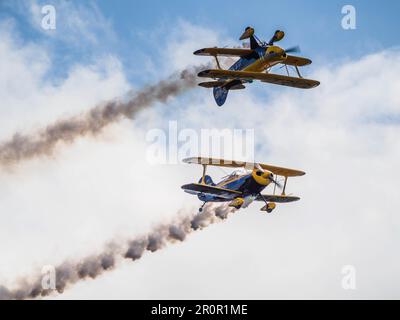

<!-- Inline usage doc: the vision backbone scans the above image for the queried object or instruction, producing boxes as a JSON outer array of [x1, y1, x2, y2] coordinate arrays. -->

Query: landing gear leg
[[259, 193, 276, 214], [199, 202, 206, 213], [259, 193, 268, 206]]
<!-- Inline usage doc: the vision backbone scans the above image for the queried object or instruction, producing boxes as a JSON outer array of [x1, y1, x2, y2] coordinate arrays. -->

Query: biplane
[[181, 157, 305, 213], [194, 27, 320, 106]]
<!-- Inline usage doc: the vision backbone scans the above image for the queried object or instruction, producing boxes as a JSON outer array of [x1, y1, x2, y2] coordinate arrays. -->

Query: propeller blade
[[270, 177, 282, 189], [284, 45, 301, 53]]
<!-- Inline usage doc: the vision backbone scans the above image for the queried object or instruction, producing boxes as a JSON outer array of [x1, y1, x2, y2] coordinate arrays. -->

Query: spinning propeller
[[266, 45, 301, 59]]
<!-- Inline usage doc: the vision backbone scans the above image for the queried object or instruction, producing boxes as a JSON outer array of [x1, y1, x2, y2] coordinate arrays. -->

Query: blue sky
[[99, 0, 400, 55], [1, 0, 399, 85]]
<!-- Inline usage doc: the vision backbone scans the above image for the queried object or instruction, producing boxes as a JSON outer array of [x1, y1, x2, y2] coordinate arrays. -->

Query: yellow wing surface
[[194, 48, 254, 57], [183, 157, 305, 177], [194, 49, 312, 67], [285, 55, 312, 66], [198, 69, 320, 89]]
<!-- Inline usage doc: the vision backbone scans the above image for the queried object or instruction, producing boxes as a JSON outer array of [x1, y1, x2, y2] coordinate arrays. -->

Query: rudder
[[198, 175, 215, 186], [213, 87, 229, 106]]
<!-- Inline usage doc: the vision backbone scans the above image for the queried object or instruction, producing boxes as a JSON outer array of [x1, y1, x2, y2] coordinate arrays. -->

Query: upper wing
[[198, 69, 320, 89], [255, 194, 300, 203], [257, 163, 305, 177], [285, 55, 312, 66], [194, 48, 254, 57], [182, 157, 305, 177], [181, 183, 242, 199]]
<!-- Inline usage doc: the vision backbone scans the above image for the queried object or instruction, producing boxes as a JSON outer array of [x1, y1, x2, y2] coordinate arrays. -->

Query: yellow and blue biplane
[[181, 157, 305, 213], [194, 27, 320, 106]]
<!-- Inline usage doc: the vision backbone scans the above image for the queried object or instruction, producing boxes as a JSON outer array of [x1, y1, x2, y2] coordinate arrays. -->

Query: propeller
[[283, 45, 300, 54], [269, 175, 282, 189], [254, 163, 282, 189], [265, 45, 301, 60]]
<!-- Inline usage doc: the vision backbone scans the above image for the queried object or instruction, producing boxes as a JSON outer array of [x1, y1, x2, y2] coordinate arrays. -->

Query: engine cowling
[[265, 46, 287, 61]]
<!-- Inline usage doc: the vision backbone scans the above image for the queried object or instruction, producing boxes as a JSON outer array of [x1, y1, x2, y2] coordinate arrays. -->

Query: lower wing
[[181, 183, 242, 200], [255, 194, 300, 203], [198, 69, 320, 89]]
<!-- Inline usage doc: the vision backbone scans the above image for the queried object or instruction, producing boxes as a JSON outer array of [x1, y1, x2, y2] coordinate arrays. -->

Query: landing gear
[[267, 202, 276, 213], [259, 193, 276, 213], [228, 197, 245, 210], [266, 202, 276, 213], [199, 202, 206, 213]]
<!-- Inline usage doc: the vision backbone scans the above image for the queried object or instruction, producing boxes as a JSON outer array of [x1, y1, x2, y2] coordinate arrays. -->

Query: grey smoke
[[0, 65, 204, 168], [0, 203, 236, 300]]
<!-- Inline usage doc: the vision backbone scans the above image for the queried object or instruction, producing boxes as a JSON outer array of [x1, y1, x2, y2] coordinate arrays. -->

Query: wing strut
[[295, 65, 303, 78], [258, 193, 268, 206], [285, 64, 289, 76], [213, 55, 222, 69], [201, 164, 207, 184], [282, 177, 288, 195]]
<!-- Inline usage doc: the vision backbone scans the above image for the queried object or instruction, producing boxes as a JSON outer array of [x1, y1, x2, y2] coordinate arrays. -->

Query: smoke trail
[[0, 203, 236, 300], [0, 65, 204, 168]]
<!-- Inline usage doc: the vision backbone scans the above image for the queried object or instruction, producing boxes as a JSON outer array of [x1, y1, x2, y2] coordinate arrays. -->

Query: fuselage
[[222, 45, 286, 89], [197, 169, 272, 203]]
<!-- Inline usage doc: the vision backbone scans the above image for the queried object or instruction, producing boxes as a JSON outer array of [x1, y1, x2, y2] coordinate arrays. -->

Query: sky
[[0, 0, 399, 299]]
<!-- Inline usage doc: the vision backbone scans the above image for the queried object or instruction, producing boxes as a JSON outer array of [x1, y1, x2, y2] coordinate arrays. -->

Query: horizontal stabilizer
[[230, 83, 245, 90], [198, 81, 226, 88]]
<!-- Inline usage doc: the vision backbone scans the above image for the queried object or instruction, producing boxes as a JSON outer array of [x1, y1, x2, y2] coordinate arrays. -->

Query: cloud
[[0, 20, 129, 139]]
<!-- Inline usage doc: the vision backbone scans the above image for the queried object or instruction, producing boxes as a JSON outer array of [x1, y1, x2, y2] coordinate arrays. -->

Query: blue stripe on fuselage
[[197, 173, 267, 203], [221, 175, 248, 190], [229, 47, 266, 72]]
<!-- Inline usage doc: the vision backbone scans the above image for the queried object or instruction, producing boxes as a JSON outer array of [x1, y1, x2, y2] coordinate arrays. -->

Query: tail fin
[[213, 87, 229, 106], [198, 175, 215, 186]]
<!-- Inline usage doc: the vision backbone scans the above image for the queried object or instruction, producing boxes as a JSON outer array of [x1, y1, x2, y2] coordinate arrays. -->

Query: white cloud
[[1, 19, 400, 300], [0, 21, 127, 138]]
